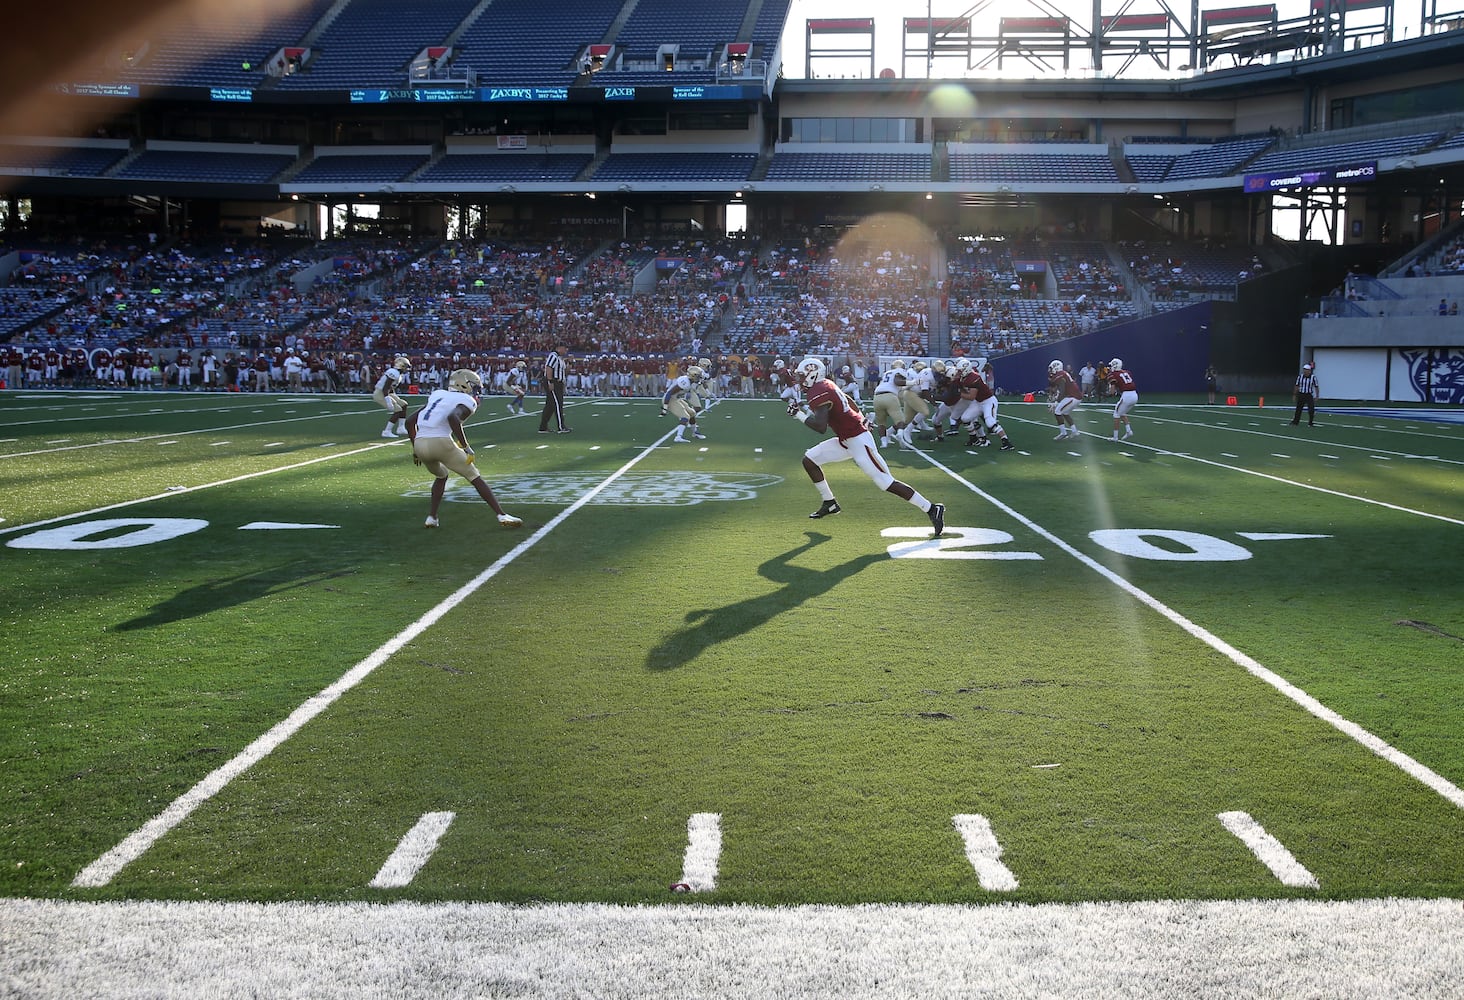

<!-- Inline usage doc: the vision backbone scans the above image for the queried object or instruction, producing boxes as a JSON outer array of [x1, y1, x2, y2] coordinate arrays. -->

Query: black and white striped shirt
[[543, 351, 566, 383], [1295, 373, 1319, 395]]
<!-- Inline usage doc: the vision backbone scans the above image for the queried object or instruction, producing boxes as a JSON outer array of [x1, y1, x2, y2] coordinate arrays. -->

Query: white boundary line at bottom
[[914, 449, 1464, 811], [71, 426, 682, 888], [4, 896, 1460, 999]]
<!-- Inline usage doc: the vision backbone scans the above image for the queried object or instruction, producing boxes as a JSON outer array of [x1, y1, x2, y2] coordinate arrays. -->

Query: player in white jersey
[[504, 360, 530, 414], [660, 365, 708, 443], [870, 361, 912, 449], [373, 355, 412, 438], [902, 360, 935, 438], [409, 369, 521, 529]]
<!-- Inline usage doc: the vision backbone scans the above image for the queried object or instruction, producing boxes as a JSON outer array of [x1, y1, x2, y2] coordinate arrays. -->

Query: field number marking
[[883, 526, 1042, 560]]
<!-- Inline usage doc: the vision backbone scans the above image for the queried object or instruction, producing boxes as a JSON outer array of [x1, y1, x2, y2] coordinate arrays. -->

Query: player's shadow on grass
[[113, 561, 356, 631], [646, 531, 881, 671]]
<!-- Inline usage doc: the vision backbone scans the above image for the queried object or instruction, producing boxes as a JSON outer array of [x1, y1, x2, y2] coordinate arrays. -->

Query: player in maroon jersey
[[1047, 359, 1084, 439], [788, 356, 944, 536], [1105, 357, 1139, 441]]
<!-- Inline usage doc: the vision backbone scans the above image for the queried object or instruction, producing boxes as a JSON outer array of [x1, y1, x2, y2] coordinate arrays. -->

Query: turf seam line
[[914, 449, 1464, 811], [70, 423, 686, 888]]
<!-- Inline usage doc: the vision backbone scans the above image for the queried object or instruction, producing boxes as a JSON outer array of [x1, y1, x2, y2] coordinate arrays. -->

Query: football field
[[1, 388, 1461, 996]]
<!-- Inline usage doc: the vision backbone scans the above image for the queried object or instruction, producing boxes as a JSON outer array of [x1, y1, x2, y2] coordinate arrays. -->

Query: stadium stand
[[102, 0, 336, 88], [417, 153, 593, 185], [455, 0, 627, 84], [1244, 131, 1442, 174], [948, 145, 1121, 184], [290, 153, 429, 185], [1160, 136, 1276, 181], [275, 0, 481, 90], [116, 149, 297, 184], [0, 143, 128, 178], [766, 152, 931, 182], [594, 152, 758, 182]]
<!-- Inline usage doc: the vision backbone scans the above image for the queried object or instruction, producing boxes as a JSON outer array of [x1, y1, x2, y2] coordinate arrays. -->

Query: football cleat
[[1054, 431, 1068, 440], [497, 513, 523, 528], [928, 503, 945, 538], [692, 430, 707, 439], [809, 499, 842, 519], [1000, 439, 1015, 451], [424, 515, 439, 528], [1123, 428, 1134, 440]]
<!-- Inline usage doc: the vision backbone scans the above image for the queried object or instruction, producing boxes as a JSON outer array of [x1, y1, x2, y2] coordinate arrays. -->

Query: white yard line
[[1217, 811, 1319, 889], [678, 813, 723, 893], [951, 814, 1019, 891], [1099, 409, 1464, 461], [1002, 413, 1463, 526], [72, 425, 682, 888], [916, 450, 1464, 811], [0, 407, 384, 460], [369, 812, 456, 889]]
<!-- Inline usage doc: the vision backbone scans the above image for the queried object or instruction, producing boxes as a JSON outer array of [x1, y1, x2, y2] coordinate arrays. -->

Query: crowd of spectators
[[4, 228, 1284, 381]]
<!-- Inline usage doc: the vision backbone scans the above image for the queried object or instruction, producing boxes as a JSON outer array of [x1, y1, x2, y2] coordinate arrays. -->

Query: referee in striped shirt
[[538, 345, 571, 434], [1291, 362, 1319, 426]]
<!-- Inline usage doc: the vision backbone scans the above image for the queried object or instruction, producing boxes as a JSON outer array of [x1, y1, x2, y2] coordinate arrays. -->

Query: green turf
[[2, 390, 1461, 904]]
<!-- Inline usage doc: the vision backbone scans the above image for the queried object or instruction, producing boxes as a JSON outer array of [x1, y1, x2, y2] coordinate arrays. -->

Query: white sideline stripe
[[1003, 411, 1463, 526], [71, 426, 684, 888], [0, 441, 398, 538], [952, 814, 1019, 891], [370, 812, 455, 889], [0, 406, 384, 460], [679, 812, 722, 893], [1218, 811, 1319, 889], [916, 451, 1464, 811]]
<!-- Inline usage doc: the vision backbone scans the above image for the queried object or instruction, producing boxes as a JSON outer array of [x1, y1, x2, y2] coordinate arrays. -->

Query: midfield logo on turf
[[407, 471, 786, 506]]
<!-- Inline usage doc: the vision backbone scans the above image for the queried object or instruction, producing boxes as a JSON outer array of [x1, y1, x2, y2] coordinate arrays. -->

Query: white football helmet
[[953, 357, 972, 375], [393, 355, 412, 372], [1109, 358, 1124, 370], [1048, 359, 1065, 375], [773, 358, 786, 370], [796, 357, 826, 387], [449, 368, 482, 395], [515, 360, 527, 370]]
